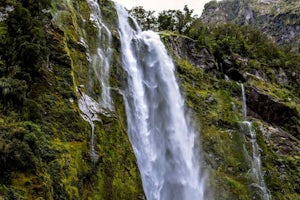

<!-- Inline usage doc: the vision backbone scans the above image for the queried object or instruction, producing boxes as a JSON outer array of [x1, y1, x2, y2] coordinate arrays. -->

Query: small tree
[[157, 10, 177, 32], [130, 5, 197, 34], [157, 5, 197, 34], [130, 6, 157, 30]]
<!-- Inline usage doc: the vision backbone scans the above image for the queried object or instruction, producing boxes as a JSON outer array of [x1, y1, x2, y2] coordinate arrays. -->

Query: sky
[[113, 0, 213, 16]]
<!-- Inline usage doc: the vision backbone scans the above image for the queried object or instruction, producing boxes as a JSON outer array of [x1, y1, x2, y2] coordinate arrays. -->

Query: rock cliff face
[[201, 0, 300, 52], [162, 32, 300, 199], [0, 0, 300, 199], [246, 86, 299, 136], [0, 0, 144, 199]]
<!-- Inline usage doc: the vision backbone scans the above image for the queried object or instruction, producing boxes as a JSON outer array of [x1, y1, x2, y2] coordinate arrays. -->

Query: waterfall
[[241, 83, 247, 121], [115, 3, 205, 200], [86, 0, 114, 111], [240, 84, 271, 200]]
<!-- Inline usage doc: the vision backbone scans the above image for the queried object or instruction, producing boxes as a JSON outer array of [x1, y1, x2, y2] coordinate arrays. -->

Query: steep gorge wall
[[0, 0, 300, 199], [161, 33, 300, 199], [201, 0, 300, 52], [41, 0, 144, 198], [0, 0, 144, 199]]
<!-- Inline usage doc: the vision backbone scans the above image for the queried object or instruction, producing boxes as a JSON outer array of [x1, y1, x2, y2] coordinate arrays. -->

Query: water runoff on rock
[[115, 3, 206, 200], [240, 84, 271, 200], [78, 92, 101, 163], [85, 0, 114, 111], [77, 0, 114, 163]]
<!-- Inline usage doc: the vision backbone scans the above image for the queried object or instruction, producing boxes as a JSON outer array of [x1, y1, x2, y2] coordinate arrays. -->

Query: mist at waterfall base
[[77, 1, 272, 199], [115, 3, 206, 200]]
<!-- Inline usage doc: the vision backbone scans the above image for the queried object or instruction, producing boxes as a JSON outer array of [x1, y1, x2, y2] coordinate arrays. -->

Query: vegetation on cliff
[[201, 0, 300, 52], [131, 3, 300, 199], [0, 0, 299, 199], [0, 0, 143, 199]]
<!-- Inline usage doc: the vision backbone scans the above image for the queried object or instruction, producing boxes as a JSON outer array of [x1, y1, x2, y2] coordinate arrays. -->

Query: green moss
[[159, 31, 181, 38], [1, 0, 298, 198], [99, 0, 119, 29], [49, 140, 89, 199], [248, 76, 300, 111], [45, 1, 144, 199], [0, 22, 7, 35], [211, 171, 251, 200], [163, 27, 298, 197], [170, 56, 256, 198]]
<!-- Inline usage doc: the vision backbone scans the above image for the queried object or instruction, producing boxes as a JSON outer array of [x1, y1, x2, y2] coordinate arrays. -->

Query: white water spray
[[241, 84, 271, 200], [115, 3, 205, 200]]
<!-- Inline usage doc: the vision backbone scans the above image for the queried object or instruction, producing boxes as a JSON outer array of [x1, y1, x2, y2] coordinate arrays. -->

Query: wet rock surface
[[246, 86, 300, 137], [162, 35, 216, 71]]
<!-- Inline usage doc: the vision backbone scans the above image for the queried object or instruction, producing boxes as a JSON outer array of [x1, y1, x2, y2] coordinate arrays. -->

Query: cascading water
[[78, 91, 101, 163], [77, 0, 114, 163], [86, 0, 114, 111], [115, 3, 205, 200], [241, 84, 248, 121], [240, 84, 271, 200]]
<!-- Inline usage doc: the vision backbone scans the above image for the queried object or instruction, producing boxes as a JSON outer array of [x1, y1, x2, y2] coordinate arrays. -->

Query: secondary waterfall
[[86, 0, 113, 111], [241, 84, 271, 200], [115, 3, 205, 200], [77, 0, 114, 163]]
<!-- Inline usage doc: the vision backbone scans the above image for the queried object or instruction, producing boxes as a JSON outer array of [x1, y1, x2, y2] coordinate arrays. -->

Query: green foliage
[[0, 121, 51, 185], [6, 3, 32, 37], [173, 57, 256, 198], [0, 0, 51, 110], [164, 14, 299, 196], [0, 185, 26, 200], [129, 6, 157, 30], [0, 0, 298, 199], [184, 21, 300, 97], [187, 23, 277, 62], [130, 5, 197, 34], [157, 5, 196, 34], [0, 77, 27, 107], [6, 2, 49, 72], [22, 99, 43, 121], [21, 0, 51, 16], [157, 10, 177, 32]]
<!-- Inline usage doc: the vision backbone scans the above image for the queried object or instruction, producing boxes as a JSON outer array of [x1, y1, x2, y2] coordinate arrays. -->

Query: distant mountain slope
[[201, 0, 300, 52]]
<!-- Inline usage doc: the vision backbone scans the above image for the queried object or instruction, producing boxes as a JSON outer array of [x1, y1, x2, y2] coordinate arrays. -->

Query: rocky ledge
[[246, 86, 300, 137], [201, 0, 300, 52]]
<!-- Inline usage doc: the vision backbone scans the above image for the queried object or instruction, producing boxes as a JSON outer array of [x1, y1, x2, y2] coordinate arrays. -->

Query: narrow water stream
[[241, 84, 271, 200]]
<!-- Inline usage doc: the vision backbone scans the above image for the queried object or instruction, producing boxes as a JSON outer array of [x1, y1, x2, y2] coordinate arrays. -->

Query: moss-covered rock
[[0, 0, 299, 199], [0, 0, 144, 199], [201, 0, 300, 52], [163, 32, 300, 199]]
